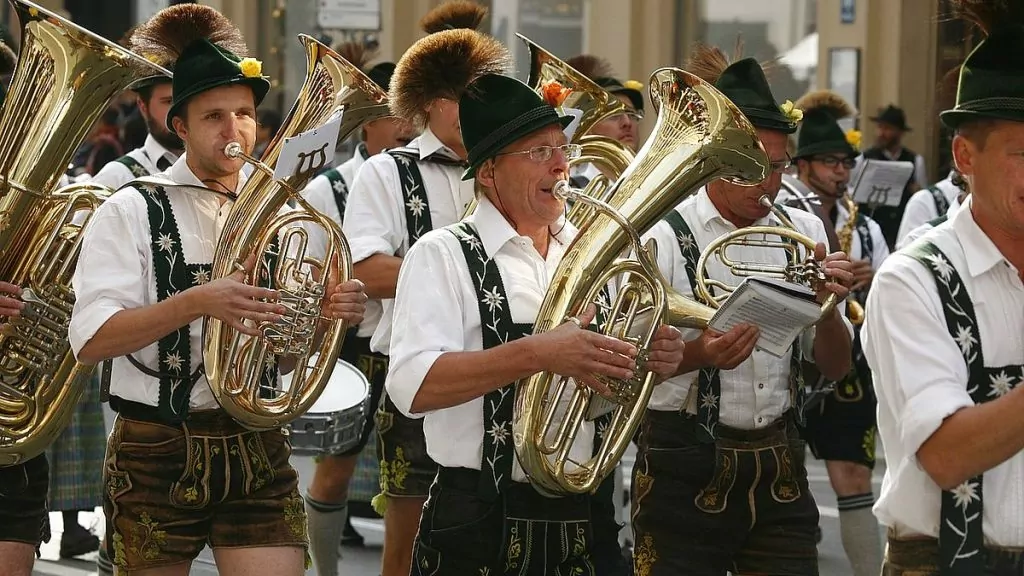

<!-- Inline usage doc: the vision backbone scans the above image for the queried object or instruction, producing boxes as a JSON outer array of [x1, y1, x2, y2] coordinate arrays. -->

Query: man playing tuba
[[387, 72, 684, 576], [790, 89, 888, 576], [68, 5, 367, 575], [319, 2, 509, 575], [633, 46, 855, 576]]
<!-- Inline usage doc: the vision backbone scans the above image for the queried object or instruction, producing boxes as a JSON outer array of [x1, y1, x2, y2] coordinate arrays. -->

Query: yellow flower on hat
[[624, 80, 644, 91], [846, 129, 862, 151], [239, 57, 262, 78], [780, 100, 804, 123]]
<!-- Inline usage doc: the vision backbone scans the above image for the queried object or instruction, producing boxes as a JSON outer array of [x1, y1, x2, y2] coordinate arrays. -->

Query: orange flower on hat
[[540, 80, 572, 108]]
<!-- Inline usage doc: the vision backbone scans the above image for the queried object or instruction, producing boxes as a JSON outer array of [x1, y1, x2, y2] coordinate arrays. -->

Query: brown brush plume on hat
[[334, 41, 377, 71], [949, 0, 1024, 35], [390, 28, 511, 128], [685, 38, 773, 84], [420, 0, 488, 34], [565, 54, 614, 81], [794, 90, 854, 119], [0, 41, 16, 76], [129, 4, 248, 72]]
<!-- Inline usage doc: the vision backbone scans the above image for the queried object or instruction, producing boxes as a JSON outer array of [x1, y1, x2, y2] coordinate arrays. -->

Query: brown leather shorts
[[375, 393, 437, 498], [0, 454, 50, 547], [102, 411, 308, 572]]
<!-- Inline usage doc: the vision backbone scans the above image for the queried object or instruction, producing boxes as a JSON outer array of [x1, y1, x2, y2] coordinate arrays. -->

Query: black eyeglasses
[[811, 155, 857, 170], [495, 144, 582, 162]]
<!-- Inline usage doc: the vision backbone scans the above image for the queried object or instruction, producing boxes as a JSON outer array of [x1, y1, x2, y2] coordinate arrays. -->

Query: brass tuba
[[0, 0, 169, 466], [514, 67, 770, 496], [203, 34, 389, 430]]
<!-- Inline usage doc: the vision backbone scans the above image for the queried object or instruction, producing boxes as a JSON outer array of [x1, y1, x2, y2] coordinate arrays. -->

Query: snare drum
[[284, 358, 369, 456]]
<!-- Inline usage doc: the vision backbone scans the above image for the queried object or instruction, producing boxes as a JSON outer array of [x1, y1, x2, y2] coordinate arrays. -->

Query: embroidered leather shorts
[[102, 411, 308, 572], [631, 410, 819, 576], [375, 393, 437, 498], [0, 453, 51, 548], [803, 368, 878, 469]]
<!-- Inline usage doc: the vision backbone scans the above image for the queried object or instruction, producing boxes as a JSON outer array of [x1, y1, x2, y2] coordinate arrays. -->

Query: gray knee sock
[[305, 494, 347, 576], [837, 493, 883, 576]]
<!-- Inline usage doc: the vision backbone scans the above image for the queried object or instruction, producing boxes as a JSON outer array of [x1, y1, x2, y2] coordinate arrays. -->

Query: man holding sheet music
[[790, 89, 889, 576], [631, 47, 854, 576], [862, 3, 1024, 573]]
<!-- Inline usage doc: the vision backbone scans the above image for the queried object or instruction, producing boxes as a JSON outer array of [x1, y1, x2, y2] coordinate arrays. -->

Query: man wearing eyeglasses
[[791, 90, 888, 576], [565, 55, 645, 188], [327, 5, 511, 575], [633, 49, 855, 576], [386, 72, 683, 576]]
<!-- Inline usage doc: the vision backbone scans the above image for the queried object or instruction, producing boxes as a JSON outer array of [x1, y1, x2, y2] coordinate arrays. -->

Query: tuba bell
[[203, 34, 389, 431], [514, 67, 770, 496], [0, 0, 170, 466]]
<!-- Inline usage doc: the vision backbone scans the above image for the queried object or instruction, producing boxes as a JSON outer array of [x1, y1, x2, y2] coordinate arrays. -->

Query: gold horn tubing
[[0, 0, 166, 465], [205, 34, 379, 431], [515, 67, 770, 496], [838, 195, 865, 325]]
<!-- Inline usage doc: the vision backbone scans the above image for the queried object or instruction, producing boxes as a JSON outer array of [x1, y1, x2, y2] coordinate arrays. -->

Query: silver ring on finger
[[566, 316, 582, 328]]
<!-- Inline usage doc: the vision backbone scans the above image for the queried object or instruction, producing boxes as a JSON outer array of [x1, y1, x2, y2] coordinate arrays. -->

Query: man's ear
[[476, 158, 496, 189], [170, 114, 185, 139], [951, 134, 975, 178]]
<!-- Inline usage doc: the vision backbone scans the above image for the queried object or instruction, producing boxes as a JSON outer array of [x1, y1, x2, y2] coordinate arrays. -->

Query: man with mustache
[[791, 89, 888, 576]]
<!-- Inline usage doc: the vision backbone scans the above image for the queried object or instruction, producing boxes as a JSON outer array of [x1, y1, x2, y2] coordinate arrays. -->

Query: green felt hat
[[459, 73, 573, 180], [940, 26, 1024, 129], [166, 39, 270, 131], [714, 58, 798, 134], [793, 90, 858, 159], [595, 76, 644, 113]]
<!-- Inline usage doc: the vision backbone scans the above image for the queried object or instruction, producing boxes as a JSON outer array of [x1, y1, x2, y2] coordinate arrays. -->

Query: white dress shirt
[[896, 199, 964, 251], [387, 196, 595, 482], [863, 196, 1024, 546], [895, 173, 961, 247], [641, 189, 851, 429], [342, 127, 474, 349], [70, 155, 247, 410], [301, 144, 376, 337], [89, 135, 179, 190]]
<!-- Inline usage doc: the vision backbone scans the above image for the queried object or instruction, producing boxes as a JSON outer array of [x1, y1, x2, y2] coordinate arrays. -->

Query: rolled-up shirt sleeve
[[69, 192, 149, 359], [386, 233, 468, 418], [862, 256, 973, 461], [343, 158, 403, 264]]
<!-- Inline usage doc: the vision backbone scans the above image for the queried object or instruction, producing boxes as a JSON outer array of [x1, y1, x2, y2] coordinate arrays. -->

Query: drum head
[[281, 357, 368, 413]]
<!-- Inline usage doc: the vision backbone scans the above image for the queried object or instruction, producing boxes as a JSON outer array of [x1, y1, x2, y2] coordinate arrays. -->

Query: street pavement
[[32, 447, 886, 576]]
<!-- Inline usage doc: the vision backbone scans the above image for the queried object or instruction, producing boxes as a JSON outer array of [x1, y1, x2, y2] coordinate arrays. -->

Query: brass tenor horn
[[203, 34, 388, 430], [514, 67, 770, 496], [0, 0, 169, 466], [693, 195, 838, 318]]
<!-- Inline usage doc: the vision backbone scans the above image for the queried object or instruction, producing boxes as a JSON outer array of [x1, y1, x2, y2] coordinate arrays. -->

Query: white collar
[[167, 153, 248, 199], [468, 195, 573, 259], [413, 127, 460, 161], [953, 196, 1012, 278], [143, 134, 179, 169], [693, 187, 785, 231]]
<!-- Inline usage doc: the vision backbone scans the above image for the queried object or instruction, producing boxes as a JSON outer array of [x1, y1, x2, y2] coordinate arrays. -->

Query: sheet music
[[273, 111, 343, 180], [709, 278, 821, 357], [849, 159, 915, 207]]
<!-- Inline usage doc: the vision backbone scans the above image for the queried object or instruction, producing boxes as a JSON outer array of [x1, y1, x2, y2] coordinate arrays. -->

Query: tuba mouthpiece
[[224, 142, 243, 159], [552, 180, 576, 201], [758, 194, 772, 209]]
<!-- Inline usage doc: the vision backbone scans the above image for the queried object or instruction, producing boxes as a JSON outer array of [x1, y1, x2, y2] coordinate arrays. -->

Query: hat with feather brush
[[793, 90, 858, 159], [941, 0, 1024, 128], [686, 40, 798, 134], [389, 0, 511, 128], [129, 4, 270, 131]]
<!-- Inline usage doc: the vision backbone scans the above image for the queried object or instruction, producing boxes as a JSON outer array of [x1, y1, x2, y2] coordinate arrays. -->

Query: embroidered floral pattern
[[632, 534, 658, 576], [390, 151, 434, 243], [505, 523, 522, 572], [129, 511, 167, 561], [379, 446, 411, 492], [283, 490, 307, 538]]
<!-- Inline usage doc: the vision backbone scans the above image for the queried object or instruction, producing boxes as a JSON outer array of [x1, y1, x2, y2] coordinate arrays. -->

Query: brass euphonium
[[693, 196, 838, 318], [515, 67, 770, 496], [0, 0, 169, 466], [203, 34, 388, 430]]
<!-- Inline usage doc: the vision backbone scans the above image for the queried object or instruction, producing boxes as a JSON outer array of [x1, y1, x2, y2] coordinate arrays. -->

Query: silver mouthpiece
[[552, 180, 576, 201], [758, 194, 772, 209], [224, 142, 243, 159]]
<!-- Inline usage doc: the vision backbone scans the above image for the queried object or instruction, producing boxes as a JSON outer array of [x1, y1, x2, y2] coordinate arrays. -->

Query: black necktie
[[156, 156, 172, 171]]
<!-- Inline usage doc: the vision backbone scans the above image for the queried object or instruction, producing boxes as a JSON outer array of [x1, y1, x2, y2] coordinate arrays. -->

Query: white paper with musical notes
[[709, 277, 821, 358], [273, 112, 344, 180], [849, 159, 915, 207]]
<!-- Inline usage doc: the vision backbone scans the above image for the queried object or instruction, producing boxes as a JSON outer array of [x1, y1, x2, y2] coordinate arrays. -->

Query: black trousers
[[632, 410, 819, 576], [0, 453, 51, 549], [883, 532, 1024, 576], [411, 467, 628, 576]]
